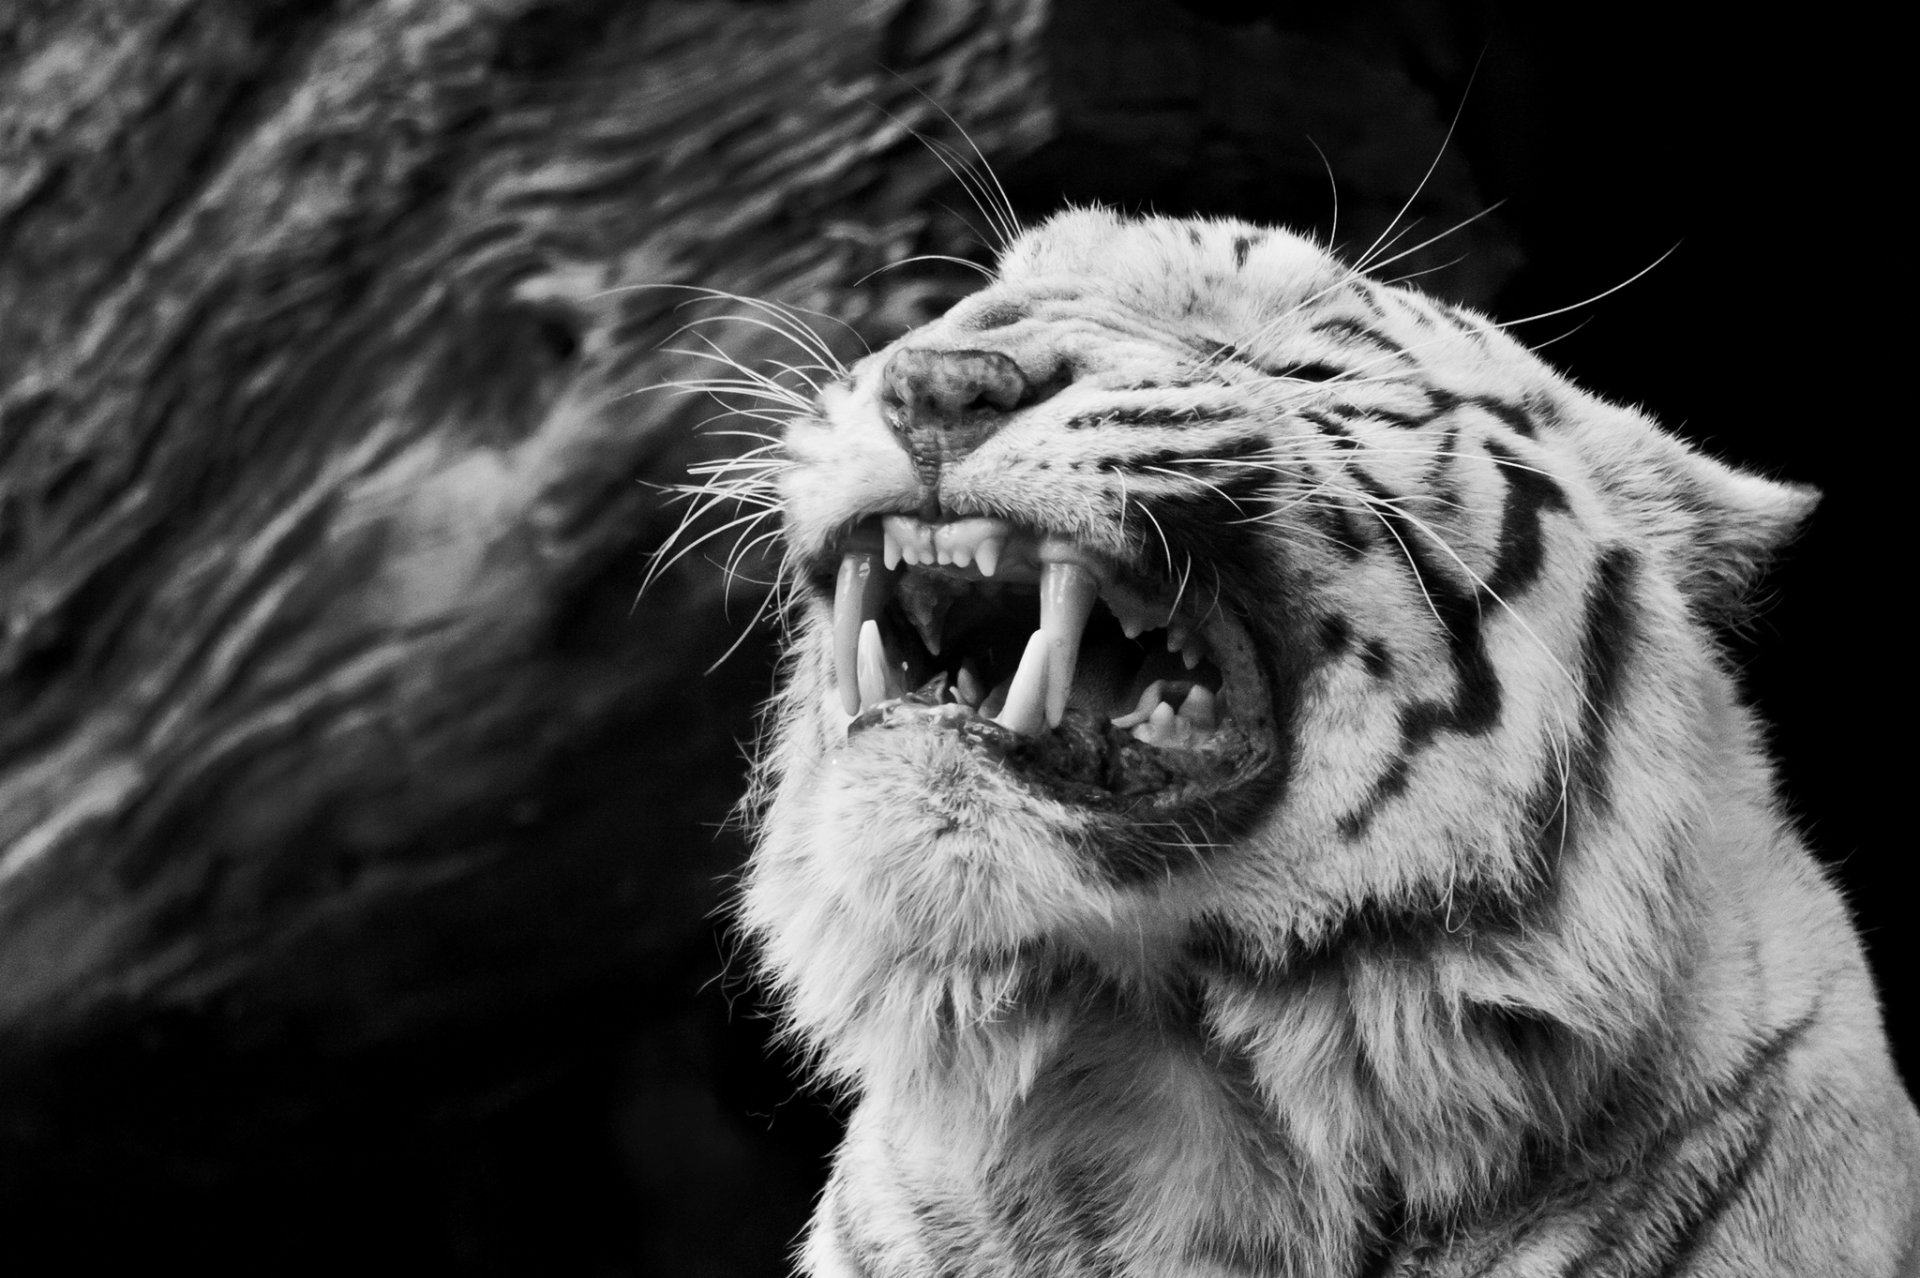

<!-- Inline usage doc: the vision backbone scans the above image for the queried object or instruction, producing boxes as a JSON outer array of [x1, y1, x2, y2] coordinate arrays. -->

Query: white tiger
[[734, 208, 1920, 1276]]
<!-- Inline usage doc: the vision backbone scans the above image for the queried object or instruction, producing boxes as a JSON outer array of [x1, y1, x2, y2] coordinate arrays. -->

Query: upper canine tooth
[[1039, 560, 1099, 727], [993, 630, 1051, 736], [834, 550, 893, 715], [882, 528, 903, 570]]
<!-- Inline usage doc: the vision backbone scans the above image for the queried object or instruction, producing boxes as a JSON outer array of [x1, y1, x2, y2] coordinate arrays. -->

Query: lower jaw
[[847, 696, 1269, 813]]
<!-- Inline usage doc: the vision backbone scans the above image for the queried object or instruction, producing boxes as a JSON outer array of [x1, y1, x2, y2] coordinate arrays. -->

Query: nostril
[[881, 347, 1053, 432]]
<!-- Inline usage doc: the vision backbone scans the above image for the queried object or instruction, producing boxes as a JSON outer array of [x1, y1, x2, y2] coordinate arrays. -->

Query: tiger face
[[751, 206, 1804, 1050], [738, 209, 1917, 1275]]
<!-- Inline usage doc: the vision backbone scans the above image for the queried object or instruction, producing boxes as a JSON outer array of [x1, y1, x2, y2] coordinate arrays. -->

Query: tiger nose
[[878, 347, 1035, 455]]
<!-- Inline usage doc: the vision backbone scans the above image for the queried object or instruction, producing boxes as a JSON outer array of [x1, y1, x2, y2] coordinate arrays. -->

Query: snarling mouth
[[820, 514, 1275, 803]]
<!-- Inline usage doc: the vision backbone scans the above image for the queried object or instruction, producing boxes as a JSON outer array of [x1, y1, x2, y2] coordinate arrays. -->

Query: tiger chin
[[737, 208, 1920, 1276]]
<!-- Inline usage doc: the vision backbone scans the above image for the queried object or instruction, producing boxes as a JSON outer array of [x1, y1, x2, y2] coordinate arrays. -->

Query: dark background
[[0, 2, 1897, 1275]]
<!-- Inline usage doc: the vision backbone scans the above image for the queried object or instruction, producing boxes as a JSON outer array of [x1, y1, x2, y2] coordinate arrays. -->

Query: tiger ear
[[1665, 445, 1819, 621], [1583, 406, 1818, 622]]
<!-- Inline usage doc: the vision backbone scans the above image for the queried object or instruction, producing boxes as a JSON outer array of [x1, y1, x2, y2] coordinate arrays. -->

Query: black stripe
[[1352, 1191, 1410, 1278], [1521, 390, 1563, 432], [1340, 450, 1569, 838], [1292, 887, 1513, 977], [1185, 912, 1287, 985], [1515, 759, 1573, 922], [1135, 471, 1276, 547], [1310, 499, 1373, 558], [1367, 406, 1432, 430], [1470, 393, 1539, 438], [964, 302, 1027, 330], [1067, 404, 1241, 429], [1360, 639, 1392, 678], [1099, 433, 1272, 476], [1304, 411, 1359, 446], [1482, 439, 1569, 598], [1648, 1116, 1776, 1278], [1119, 378, 1203, 391], [1372, 476, 1497, 703], [1319, 614, 1353, 656], [1339, 756, 1410, 838], [1424, 425, 1462, 491], [1232, 235, 1253, 268], [1568, 1007, 1818, 1278], [1279, 360, 1347, 382], [1312, 316, 1405, 356], [1197, 338, 1320, 380], [1567, 548, 1639, 815], [1192, 888, 1492, 991], [1440, 306, 1489, 342]]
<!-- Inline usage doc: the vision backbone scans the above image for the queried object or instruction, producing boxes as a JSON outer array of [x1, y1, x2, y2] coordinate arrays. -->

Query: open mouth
[[820, 514, 1275, 803]]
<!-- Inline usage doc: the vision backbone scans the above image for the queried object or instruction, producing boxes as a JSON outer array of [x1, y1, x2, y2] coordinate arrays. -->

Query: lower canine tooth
[[857, 619, 890, 709], [994, 630, 1050, 736], [956, 661, 986, 708]]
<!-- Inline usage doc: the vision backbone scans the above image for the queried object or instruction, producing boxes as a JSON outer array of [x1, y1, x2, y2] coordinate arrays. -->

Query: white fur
[[739, 211, 1920, 1276]]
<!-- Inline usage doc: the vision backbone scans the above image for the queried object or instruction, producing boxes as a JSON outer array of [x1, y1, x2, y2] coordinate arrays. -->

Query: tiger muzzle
[[879, 347, 1053, 514]]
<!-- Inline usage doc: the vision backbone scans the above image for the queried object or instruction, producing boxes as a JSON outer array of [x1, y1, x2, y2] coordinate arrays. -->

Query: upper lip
[[822, 514, 1256, 768]]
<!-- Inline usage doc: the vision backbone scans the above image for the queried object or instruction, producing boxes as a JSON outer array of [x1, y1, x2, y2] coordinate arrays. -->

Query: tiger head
[[741, 207, 1814, 1114]]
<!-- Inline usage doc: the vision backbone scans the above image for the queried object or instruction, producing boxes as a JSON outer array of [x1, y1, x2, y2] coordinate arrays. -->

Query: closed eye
[[1276, 362, 1345, 382]]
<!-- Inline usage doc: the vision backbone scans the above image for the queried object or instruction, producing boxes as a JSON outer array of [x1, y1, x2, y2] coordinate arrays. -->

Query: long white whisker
[[1495, 245, 1680, 328]]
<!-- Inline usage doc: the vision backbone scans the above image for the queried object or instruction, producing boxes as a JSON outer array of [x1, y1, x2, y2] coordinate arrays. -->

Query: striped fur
[[739, 210, 1920, 1276]]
